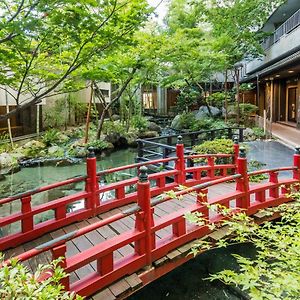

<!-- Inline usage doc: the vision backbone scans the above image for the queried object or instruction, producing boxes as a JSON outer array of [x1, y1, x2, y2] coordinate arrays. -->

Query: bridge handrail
[[96, 157, 177, 176], [0, 175, 87, 205], [144, 127, 244, 141], [137, 139, 177, 150], [247, 166, 297, 176], [3, 173, 242, 265], [184, 153, 234, 159]]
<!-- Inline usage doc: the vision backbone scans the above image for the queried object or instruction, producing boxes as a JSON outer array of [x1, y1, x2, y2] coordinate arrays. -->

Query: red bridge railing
[[0, 137, 238, 251], [1, 142, 300, 298]]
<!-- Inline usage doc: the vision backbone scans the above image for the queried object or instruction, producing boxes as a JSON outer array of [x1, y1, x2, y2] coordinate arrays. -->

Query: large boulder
[[195, 106, 221, 120], [171, 115, 181, 130], [147, 122, 162, 133], [105, 133, 128, 148], [0, 153, 15, 168]]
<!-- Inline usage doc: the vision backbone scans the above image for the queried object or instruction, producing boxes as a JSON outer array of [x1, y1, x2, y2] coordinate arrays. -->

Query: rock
[[147, 122, 162, 133], [105, 133, 128, 148], [0, 153, 15, 168], [111, 114, 120, 121], [195, 106, 221, 119], [69, 147, 87, 158], [243, 128, 256, 141], [57, 133, 69, 143], [171, 115, 181, 130], [138, 131, 159, 139], [23, 140, 46, 149], [48, 146, 65, 157]]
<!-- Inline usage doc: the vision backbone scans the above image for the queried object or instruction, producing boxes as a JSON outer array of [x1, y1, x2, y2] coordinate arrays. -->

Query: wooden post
[[236, 147, 250, 210], [85, 147, 99, 214], [52, 244, 69, 290], [269, 171, 279, 198], [233, 137, 240, 170], [207, 156, 215, 179], [135, 167, 154, 267], [21, 196, 33, 233], [175, 136, 185, 184], [293, 147, 300, 180]]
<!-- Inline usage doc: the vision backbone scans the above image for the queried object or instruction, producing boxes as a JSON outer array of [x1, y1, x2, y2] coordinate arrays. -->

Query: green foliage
[[86, 139, 111, 151], [0, 132, 12, 154], [102, 121, 127, 136], [208, 92, 232, 108], [178, 113, 197, 130], [0, 254, 82, 299], [193, 139, 234, 155], [252, 127, 265, 139], [176, 87, 200, 113], [130, 115, 148, 132], [186, 184, 300, 300], [42, 129, 61, 147]]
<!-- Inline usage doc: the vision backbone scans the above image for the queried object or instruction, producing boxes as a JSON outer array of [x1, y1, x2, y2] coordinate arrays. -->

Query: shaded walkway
[[271, 122, 300, 148]]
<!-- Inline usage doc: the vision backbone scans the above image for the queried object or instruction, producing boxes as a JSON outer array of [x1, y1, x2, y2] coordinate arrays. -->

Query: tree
[[83, 30, 163, 138], [157, 1, 227, 114], [0, 0, 150, 121]]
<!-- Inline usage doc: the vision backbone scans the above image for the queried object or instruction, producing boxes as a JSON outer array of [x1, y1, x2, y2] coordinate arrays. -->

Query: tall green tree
[[0, 0, 150, 121]]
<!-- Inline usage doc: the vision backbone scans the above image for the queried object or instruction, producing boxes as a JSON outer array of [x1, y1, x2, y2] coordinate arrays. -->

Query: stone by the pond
[[48, 146, 65, 157], [171, 115, 181, 130], [138, 131, 159, 139], [23, 140, 46, 149], [147, 122, 162, 133], [0, 153, 16, 168]]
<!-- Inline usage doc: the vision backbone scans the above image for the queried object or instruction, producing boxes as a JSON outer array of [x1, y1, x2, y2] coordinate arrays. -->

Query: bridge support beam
[[85, 147, 100, 215], [175, 136, 185, 185], [135, 167, 155, 267], [236, 147, 250, 210]]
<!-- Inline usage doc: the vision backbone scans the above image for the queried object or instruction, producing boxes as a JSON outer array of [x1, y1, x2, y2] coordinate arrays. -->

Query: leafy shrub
[[102, 121, 126, 135], [131, 115, 148, 132], [190, 117, 215, 131], [193, 138, 234, 155], [0, 254, 82, 299], [0, 132, 12, 154], [87, 139, 111, 151], [178, 113, 197, 129], [252, 127, 265, 139], [42, 129, 61, 146]]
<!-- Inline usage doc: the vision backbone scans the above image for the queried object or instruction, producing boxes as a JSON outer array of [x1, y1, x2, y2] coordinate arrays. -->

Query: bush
[[102, 121, 126, 135], [178, 113, 197, 130], [0, 254, 82, 299], [41, 129, 61, 146], [86, 139, 111, 151], [131, 115, 148, 132], [193, 138, 234, 155]]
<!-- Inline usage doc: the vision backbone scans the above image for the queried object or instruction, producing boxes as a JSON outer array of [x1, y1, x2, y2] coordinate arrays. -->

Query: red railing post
[[85, 147, 99, 215], [21, 196, 33, 233], [51, 244, 69, 290], [293, 147, 300, 180], [233, 137, 240, 172], [269, 171, 279, 198], [236, 147, 250, 210], [207, 156, 215, 179], [175, 136, 185, 185], [135, 167, 155, 267]]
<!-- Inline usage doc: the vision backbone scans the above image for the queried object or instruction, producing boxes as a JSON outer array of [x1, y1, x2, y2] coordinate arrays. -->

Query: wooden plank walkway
[[4, 182, 237, 299]]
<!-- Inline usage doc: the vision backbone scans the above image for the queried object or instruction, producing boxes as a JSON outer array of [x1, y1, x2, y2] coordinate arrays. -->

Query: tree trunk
[[5, 89, 13, 147], [84, 81, 94, 144], [224, 69, 228, 123]]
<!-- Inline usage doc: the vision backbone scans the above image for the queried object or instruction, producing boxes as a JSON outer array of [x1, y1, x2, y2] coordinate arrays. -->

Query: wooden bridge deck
[[4, 183, 236, 299]]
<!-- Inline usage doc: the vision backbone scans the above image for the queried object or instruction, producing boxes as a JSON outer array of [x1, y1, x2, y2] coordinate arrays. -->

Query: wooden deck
[[4, 182, 236, 299]]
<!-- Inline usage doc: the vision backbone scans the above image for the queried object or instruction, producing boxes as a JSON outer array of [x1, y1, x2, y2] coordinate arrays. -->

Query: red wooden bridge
[[1, 137, 300, 299]]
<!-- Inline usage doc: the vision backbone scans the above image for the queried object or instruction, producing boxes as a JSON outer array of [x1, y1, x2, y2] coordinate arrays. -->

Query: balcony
[[245, 8, 300, 75]]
